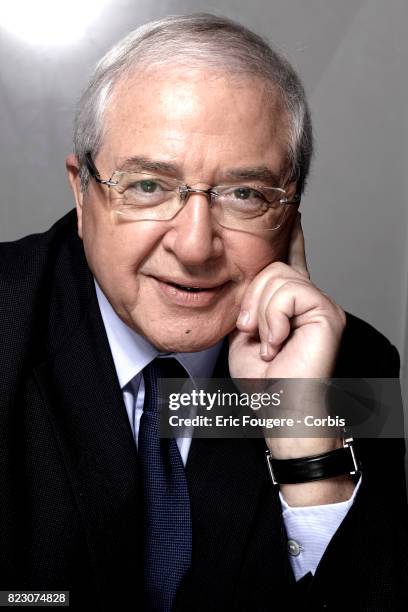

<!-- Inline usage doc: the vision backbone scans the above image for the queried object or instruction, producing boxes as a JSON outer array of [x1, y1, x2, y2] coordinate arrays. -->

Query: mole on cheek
[[185, 329, 191, 334]]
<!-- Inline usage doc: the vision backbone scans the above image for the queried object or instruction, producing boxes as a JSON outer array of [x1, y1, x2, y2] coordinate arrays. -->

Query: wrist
[[266, 436, 343, 460], [280, 474, 356, 507]]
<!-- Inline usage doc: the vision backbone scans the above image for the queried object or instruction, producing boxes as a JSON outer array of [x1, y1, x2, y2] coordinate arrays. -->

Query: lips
[[151, 276, 230, 307], [155, 275, 228, 290], [164, 280, 220, 292]]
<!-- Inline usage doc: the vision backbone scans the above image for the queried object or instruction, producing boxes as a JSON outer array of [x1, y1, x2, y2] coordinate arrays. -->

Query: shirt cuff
[[279, 476, 362, 581]]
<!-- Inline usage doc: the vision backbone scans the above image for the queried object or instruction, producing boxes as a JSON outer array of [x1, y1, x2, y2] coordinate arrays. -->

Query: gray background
[[1, 0, 407, 403]]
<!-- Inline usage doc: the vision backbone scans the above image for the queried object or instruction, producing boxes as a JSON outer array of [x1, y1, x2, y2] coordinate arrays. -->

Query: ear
[[66, 154, 84, 239], [285, 178, 300, 204]]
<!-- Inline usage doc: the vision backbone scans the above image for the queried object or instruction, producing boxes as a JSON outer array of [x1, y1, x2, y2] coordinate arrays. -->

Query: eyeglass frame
[[84, 152, 301, 228]]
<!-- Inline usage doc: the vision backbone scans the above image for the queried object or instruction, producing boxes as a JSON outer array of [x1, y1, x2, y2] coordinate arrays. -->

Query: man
[[0, 13, 407, 611]]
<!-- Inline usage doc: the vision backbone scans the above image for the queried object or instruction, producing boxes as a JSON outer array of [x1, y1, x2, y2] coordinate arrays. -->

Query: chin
[[144, 326, 225, 354]]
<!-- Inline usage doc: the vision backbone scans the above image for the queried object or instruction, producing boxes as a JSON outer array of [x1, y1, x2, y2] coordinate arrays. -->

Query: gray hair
[[74, 13, 313, 193]]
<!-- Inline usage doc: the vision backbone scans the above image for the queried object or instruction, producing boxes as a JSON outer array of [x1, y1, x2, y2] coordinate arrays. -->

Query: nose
[[162, 190, 224, 265]]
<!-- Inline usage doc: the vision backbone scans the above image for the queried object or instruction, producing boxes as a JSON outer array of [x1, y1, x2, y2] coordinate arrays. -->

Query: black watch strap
[[265, 437, 361, 485]]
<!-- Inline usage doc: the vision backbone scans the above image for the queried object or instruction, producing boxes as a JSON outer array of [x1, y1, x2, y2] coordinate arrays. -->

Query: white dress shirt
[[94, 279, 361, 581]]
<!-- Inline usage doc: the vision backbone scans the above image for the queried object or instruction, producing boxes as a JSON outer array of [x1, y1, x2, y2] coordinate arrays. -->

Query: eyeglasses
[[85, 153, 300, 232]]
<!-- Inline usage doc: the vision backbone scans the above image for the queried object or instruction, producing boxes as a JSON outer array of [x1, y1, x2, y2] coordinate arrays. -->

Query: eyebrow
[[117, 156, 282, 185], [223, 166, 281, 185], [117, 156, 182, 175]]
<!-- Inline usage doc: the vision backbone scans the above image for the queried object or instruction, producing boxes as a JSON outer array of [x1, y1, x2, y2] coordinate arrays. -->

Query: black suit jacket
[[1, 210, 407, 611]]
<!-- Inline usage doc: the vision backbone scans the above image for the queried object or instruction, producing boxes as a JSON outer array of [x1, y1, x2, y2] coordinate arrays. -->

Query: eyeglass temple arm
[[85, 152, 104, 183]]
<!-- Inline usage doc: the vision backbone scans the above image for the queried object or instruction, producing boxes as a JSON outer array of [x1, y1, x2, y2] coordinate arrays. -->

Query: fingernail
[[260, 342, 269, 357], [237, 310, 250, 326], [267, 329, 274, 343]]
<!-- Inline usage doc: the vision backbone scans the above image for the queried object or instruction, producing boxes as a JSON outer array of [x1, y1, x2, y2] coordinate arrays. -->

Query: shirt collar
[[94, 279, 224, 389]]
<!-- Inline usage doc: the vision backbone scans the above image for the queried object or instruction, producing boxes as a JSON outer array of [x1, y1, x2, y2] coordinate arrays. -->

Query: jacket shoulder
[[0, 209, 77, 278], [335, 312, 399, 377], [0, 209, 89, 369]]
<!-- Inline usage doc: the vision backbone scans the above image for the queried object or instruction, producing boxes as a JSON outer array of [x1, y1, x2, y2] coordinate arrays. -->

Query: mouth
[[151, 276, 231, 307], [165, 281, 215, 293]]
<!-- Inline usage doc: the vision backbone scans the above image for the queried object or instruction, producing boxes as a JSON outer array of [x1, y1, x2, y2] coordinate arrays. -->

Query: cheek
[[226, 229, 290, 309], [229, 228, 290, 278], [81, 208, 158, 285]]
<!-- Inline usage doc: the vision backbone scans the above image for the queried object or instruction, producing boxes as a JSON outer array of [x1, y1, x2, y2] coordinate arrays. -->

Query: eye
[[119, 175, 173, 206], [124, 178, 168, 198], [233, 187, 260, 200], [138, 180, 160, 193]]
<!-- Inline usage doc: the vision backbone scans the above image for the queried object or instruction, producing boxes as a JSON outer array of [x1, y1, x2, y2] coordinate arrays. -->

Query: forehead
[[101, 66, 290, 178]]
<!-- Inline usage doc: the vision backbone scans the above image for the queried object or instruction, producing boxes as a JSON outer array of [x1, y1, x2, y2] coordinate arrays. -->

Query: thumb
[[287, 212, 309, 279]]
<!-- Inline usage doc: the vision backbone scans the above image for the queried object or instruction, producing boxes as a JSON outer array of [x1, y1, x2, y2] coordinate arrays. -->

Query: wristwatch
[[265, 436, 361, 485]]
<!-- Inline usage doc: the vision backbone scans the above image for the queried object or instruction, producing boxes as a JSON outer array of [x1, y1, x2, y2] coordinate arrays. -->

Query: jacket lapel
[[32, 270, 143, 601]]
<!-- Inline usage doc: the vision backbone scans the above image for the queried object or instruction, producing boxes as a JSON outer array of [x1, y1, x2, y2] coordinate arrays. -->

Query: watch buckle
[[343, 435, 359, 475], [265, 449, 278, 485]]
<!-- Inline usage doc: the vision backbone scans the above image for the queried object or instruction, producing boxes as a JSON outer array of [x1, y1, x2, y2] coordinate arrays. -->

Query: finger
[[258, 279, 336, 361], [287, 212, 309, 279], [236, 262, 304, 333], [257, 279, 310, 360], [259, 307, 290, 361], [262, 282, 345, 340]]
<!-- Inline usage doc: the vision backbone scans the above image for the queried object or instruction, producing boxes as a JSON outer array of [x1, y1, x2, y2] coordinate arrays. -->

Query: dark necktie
[[138, 357, 192, 612]]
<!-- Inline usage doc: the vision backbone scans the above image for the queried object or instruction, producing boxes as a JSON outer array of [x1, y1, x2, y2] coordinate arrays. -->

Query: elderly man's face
[[68, 67, 297, 352]]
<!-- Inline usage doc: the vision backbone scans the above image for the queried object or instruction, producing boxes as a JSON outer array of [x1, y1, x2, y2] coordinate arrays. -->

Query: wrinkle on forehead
[[101, 66, 291, 180], [107, 65, 286, 130]]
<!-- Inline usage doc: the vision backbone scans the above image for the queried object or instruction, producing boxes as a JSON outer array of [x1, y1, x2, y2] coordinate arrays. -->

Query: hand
[[228, 214, 354, 506], [228, 213, 346, 380]]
